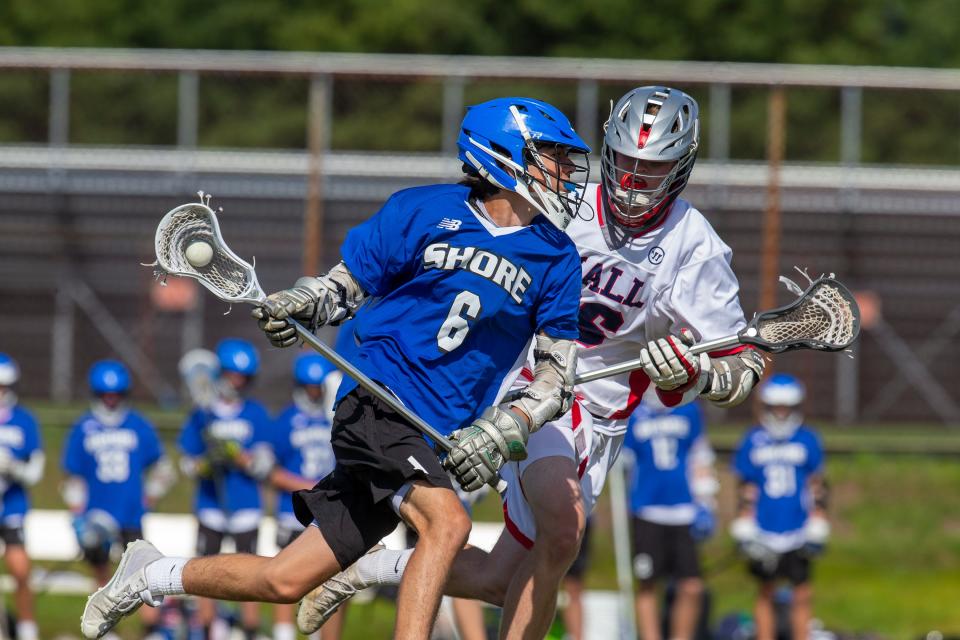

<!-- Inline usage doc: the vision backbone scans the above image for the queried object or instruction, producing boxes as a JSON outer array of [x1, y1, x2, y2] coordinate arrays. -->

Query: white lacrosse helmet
[[600, 86, 699, 232], [758, 373, 805, 439]]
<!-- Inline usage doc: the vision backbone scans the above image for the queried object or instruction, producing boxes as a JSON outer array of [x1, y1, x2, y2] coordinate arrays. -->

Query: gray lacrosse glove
[[444, 406, 529, 492], [251, 262, 366, 348]]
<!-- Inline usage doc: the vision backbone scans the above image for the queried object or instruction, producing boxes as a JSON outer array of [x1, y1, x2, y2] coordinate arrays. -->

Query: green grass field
[[12, 403, 960, 638]]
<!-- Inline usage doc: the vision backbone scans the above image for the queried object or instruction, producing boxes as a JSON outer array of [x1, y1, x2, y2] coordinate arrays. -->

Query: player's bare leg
[[450, 598, 486, 640], [499, 456, 585, 639], [6, 545, 37, 639], [396, 481, 471, 640], [790, 582, 812, 640], [671, 577, 704, 640], [635, 582, 661, 640], [561, 574, 585, 640], [754, 581, 776, 640]]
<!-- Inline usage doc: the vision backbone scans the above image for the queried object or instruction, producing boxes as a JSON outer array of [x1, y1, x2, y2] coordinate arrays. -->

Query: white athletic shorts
[[500, 403, 625, 548]]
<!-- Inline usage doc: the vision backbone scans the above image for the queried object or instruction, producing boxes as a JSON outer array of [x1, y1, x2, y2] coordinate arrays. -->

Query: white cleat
[[81, 539, 165, 638], [297, 544, 384, 634]]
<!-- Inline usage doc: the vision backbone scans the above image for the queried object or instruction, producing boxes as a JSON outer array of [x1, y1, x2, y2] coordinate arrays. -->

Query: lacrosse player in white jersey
[[298, 86, 766, 638]]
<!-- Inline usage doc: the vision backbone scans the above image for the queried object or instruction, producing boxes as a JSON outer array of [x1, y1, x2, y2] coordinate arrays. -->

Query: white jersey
[[569, 184, 747, 434]]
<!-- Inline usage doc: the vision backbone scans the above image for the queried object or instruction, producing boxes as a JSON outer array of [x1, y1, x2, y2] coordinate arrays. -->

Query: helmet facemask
[[760, 403, 803, 440], [293, 385, 326, 416], [91, 392, 129, 428], [600, 87, 699, 233]]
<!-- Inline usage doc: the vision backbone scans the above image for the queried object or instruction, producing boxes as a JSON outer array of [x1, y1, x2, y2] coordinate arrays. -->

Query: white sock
[[354, 548, 413, 586], [273, 622, 296, 640], [17, 620, 38, 640], [145, 556, 189, 596]]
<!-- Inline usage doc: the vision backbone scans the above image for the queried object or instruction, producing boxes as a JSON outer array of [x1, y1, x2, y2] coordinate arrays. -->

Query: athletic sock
[[145, 556, 189, 597], [273, 622, 295, 640], [17, 620, 38, 640], [354, 547, 413, 586]]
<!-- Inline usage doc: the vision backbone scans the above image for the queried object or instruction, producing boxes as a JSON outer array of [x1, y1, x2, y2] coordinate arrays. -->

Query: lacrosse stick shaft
[[574, 334, 743, 385], [290, 320, 454, 453]]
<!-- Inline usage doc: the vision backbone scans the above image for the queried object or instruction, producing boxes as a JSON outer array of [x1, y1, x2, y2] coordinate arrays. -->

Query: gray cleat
[[81, 539, 165, 638], [297, 544, 384, 634]]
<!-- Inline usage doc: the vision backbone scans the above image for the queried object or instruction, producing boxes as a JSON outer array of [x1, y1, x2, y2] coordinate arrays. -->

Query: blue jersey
[[62, 410, 162, 529], [733, 425, 824, 537], [271, 404, 335, 519], [0, 406, 41, 522], [624, 401, 707, 524], [178, 399, 272, 515], [336, 184, 581, 436]]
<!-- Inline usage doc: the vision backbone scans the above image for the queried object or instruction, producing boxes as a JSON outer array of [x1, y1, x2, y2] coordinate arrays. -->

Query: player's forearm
[[270, 468, 316, 493], [505, 333, 577, 432]]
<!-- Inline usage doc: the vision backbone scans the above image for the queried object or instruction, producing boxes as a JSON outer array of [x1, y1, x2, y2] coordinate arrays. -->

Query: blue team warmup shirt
[[62, 410, 162, 529], [178, 399, 271, 515], [272, 404, 335, 522], [733, 425, 824, 541], [337, 184, 581, 436], [0, 406, 41, 524], [624, 402, 707, 524]]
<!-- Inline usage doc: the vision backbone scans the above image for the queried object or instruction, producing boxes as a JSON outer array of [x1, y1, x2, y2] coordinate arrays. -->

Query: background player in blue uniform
[[270, 354, 339, 640], [623, 391, 718, 640], [83, 97, 589, 640], [731, 374, 830, 640], [62, 360, 174, 639], [0, 354, 43, 640], [176, 338, 274, 640]]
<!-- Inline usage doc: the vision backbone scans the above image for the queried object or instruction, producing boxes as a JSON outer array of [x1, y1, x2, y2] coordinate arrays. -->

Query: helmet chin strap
[[91, 399, 128, 428]]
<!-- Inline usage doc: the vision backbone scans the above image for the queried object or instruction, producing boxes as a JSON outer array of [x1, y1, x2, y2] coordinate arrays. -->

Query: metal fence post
[[303, 74, 332, 275], [576, 79, 599, 150], [442, 77, 465, 154], [50, 286, 75, 402], [177, 71, 199, 148], [48, 69, 70, 147]]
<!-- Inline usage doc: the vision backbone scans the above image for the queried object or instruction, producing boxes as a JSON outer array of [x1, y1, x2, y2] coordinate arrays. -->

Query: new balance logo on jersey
[[437, 218, 462, 231], [423, 242, 532, 303]]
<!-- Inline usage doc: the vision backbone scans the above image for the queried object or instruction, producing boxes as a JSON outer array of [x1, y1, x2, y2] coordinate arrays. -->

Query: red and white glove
[[639, 329, 710, 395]]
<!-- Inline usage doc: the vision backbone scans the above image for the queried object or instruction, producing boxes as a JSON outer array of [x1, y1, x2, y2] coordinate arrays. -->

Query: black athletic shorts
[[631, 517, 701, 582], [749, 549, 811, 585], [566, 519, 593, 579], [293, 387, 453, 569], [196, 523, 259, 557], [85, 528, 143, 566], [0, 523, 25, 547]]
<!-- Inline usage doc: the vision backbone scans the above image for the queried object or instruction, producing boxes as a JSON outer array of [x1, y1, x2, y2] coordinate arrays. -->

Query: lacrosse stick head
[[153, 199, 266, 304], [740, 276, 861, 354]]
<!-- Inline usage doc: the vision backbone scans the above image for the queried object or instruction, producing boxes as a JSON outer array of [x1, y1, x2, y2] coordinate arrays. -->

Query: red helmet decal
[[637, 128, 650, 149]]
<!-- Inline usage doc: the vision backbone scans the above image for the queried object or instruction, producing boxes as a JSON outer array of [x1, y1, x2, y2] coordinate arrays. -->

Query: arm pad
[[507, 335, 577, 433], [145, 457, 177, 500], [297, 261, 368, 327], [9, 451, 44, 486], [701, 348, 765, 408]]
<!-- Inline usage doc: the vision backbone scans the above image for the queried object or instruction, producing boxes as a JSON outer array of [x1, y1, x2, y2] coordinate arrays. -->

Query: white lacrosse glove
[[0, 448, 13, 478], [242, 443, 277, 481], [801, 515, 830, 557], [444, 406, 529, 492], [730, 516, 778, 567], [639, 329, 710, 394]]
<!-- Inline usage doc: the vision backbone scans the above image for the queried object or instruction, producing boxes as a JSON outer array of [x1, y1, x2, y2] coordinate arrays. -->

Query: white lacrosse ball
[[185, 241, 214, 268]]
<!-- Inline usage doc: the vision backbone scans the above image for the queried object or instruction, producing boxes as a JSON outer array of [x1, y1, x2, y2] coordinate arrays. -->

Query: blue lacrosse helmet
[[294, 354, 334, 386], [0, 353, 19, 387], [88, 360, 131, 395], [457, 97, 591, 229], [216, 338, 259, 377], [759, 373, 806, 406]]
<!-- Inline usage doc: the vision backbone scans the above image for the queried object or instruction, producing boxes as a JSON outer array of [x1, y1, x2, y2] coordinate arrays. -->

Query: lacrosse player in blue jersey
[[176, 338, 274, 640], [270, 354, 339, 640], [731, 374, 829, 640], [63, 360, 174, 639], [0, 354, 43, 640], [83, 96, 590, 640], [624, 391, 718, 640]]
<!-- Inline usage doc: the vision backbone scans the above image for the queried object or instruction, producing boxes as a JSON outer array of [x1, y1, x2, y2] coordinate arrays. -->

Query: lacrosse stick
[[576, 270, 861, 385], [148, 197, 456, 454], [178, 348, 219, 409]]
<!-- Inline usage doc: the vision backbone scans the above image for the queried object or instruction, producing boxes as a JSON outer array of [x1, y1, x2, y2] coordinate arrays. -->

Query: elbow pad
[[507, 335, 578, 433], [701, 348, 765, 408]]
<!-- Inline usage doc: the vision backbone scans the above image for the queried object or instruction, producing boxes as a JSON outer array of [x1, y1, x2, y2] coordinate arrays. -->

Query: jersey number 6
[[437, 291, 482, 353]]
